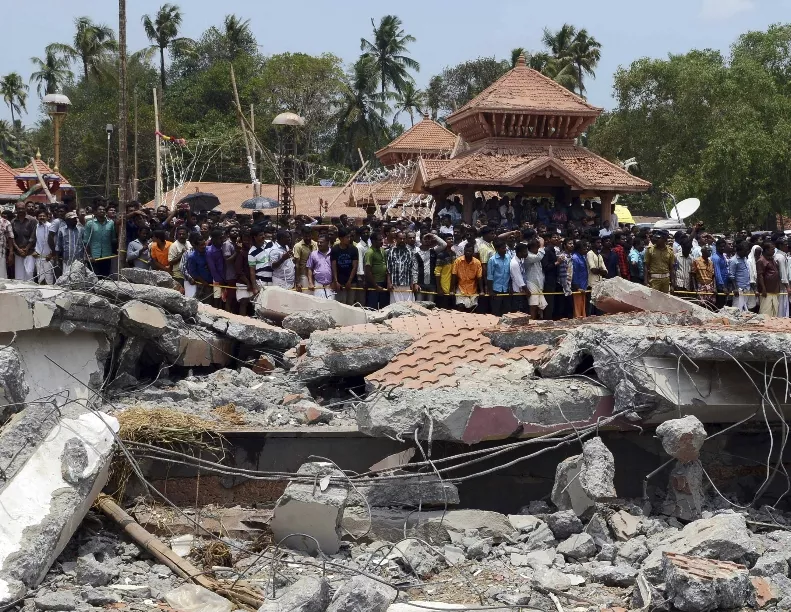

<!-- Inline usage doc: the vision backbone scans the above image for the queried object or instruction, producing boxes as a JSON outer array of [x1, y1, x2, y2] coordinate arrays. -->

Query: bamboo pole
[[325, 160, 369, 212], [153, 88, 162, 208], [95, 495, 263, 609], [117, 0, 128, 271], [230, 64, 259, 197], [31, 157, 56, 204]]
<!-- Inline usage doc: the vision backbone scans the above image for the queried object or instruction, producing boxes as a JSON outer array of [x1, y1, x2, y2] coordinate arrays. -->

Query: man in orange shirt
[[451, 242, 483, 311], [150, 229, 172, 273]]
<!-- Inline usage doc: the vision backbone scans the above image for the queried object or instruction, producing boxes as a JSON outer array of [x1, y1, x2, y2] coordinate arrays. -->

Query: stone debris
[[551, 437, 616, 515], [258, 576, 330, 612], [270, 462, 350, 555], [656, 415, 707, 463], [282, 310, 337, 338], [662, 552, 755, 612], [325, 576, 397, 612]]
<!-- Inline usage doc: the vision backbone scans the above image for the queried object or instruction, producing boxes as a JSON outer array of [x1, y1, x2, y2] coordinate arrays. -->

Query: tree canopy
[[588, 24, 791, 229]]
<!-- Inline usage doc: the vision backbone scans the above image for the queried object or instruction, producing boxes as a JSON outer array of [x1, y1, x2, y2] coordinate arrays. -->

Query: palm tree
[[223, 14, 253, 61], [142, 3, 193, 91], [0, 119, 16, 159], [30, 45, 73, 97], [542, 24, 578, 59], [50, 17, 117, 81], [331, 56, 392, 167], [0, 73, 28, 126], [395, 82, 425, 126], [360, 15, 420, 99], [569, 29, 601, 96]]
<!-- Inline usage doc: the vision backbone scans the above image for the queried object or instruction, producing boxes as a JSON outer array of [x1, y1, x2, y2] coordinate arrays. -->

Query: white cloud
[[700, 0, 756, 20]]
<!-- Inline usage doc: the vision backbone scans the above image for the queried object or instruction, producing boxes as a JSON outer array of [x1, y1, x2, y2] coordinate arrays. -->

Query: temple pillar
[[600, 193, 614, 227], [462, 188, 475, 224]]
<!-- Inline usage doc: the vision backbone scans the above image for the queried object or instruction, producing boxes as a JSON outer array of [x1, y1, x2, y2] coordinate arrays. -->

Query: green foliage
[[49, 17, 116, 81], [30, 45, 73, 98], [142, 3, 194, 91], [330, 56, 392, 168], [588, 25, 791, 230], [360, 15, 420, 98], [427, 57, 509, 120], [1, 72, 29, 125]]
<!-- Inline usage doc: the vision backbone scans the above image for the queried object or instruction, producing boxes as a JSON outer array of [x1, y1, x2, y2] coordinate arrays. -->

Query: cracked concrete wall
[[0, 410, 118, 604], [0, 330, 107, 405]]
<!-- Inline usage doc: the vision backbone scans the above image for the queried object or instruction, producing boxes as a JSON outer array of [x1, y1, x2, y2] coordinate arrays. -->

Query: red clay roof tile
[[448, 62, 601, 123], [376, 116, 457, 166]]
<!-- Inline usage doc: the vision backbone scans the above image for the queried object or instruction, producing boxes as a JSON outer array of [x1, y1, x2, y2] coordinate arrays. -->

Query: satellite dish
[[669, 198, 700, 222]]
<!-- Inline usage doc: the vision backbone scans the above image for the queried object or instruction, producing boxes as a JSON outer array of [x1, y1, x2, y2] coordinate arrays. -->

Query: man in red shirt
[[611, 231, 630, 281]]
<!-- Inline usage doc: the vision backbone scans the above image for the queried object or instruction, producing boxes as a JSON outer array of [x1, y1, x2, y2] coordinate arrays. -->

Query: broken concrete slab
[[430, 510, 516, 543], [663, 552, 755, 612], [196, 304, 299, 351], [282, 311, 337, 339], [0, 346, 28, 417], [256, 285, 369, 327], [270, 462, 349, 555], [0, 408, 118, 599], [294, 328, 414, 382], [92, 280, 198, 320], [341, 507, 450, 543], [592, 276, 724, 319], [348, 476, 460, 508], [557, 533, 596, 560], [360, 359, 613, 443], [118, 300, 169, 339], [118, 268, 182, 291], [641, 512, 758, 581], [151, 315, 233, 367], [1, 328, 110, 406], [534, 320, 791, 420], [546, 510, 584, 540]]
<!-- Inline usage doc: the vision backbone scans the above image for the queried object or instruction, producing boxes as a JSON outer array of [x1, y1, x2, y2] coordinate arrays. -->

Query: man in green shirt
[[82, 204, 116, 277], [364, 232, 389, 309]]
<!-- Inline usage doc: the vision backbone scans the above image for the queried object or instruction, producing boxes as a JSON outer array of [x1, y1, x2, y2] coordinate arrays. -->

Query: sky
[[1, 0, 789, 125]]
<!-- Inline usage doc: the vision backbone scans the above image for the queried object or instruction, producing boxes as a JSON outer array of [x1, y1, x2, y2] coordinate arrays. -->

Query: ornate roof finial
[[423, 112, 430, 120], [517, 53, 526, 67], [35, 149, 41, 160]]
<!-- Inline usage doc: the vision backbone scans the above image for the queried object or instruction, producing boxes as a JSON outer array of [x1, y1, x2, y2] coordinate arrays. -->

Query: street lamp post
[[105, 124, 114, 199], [42, 93, 71, 173], [272, 112, 305, 219]]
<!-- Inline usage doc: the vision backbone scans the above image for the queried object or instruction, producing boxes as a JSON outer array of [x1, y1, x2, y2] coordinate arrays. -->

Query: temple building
[[411, 53, 650, 222], [0, 154, 75, 206]]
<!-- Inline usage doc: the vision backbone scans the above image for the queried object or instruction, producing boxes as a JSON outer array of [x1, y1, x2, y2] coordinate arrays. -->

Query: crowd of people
[[1, 194, 789, 319]]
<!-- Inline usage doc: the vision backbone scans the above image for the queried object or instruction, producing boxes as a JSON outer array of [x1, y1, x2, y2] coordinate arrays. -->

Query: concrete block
[[119, 300, 169, 338], [119, 268, 182, 291], [326, 575, 396, 612], [93, 280, 198, 319], [258, 576, 330, 612], [0, 347, 28, 418], [592, 276, 720, 319], [656, 416, 707, 463], [349, 476, 459, 508], [270, 462, 349, 555], [255, 285, 369, 327], [641, 513, 758, 581], [196, 304, 299, 351], [663, 552, 754, 612], [0, 410, 118, 600], [282, 311, 337, 339]]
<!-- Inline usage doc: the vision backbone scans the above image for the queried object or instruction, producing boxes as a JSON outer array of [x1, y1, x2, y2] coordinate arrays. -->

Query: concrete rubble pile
[[5, 269, 791, 611]]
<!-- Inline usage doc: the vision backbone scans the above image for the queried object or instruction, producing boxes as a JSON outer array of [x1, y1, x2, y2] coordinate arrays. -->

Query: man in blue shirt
[[711, 238, 730, 308], [571, 240, 590, 318], [486, 238, 512, 316], [728, 241, 751, 312]]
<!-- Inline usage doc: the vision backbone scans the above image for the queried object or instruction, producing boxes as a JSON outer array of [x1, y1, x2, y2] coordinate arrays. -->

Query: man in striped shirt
[[248, 225, 274, 296]]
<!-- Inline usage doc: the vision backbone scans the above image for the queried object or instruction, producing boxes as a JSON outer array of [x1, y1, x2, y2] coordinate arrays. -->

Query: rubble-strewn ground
[[6, 272, 791, 612]]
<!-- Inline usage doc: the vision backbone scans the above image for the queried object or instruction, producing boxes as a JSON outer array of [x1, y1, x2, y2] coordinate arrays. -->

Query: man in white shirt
[[509, 242, 528, 313], [269, 229, 295, 289], [356, 226, 370, 286], [34, 210, 55, 285], [775, 238, 789, 317]]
